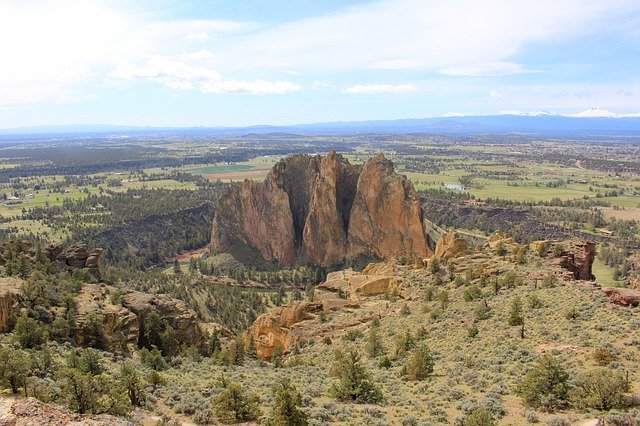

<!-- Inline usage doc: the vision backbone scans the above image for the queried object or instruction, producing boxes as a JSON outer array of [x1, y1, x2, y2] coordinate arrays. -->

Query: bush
[[463, 285, 483, 302], [212, 377, 261, 423], [516, 355, 570, 411], [463, 408, 496, 426], [264, 380, 308, 426], [570, 368, 630, 410], [592, 348, 616, 366], [0, 347, 31, 394], [405, 345, 435, 381], [330, 349, 383, 403], [14, 313, 46, 348]]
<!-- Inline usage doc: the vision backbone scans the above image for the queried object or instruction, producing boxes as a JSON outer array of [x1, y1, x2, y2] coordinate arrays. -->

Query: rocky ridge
[[243, 231, 612, 361], [211, 151, 430, 266]]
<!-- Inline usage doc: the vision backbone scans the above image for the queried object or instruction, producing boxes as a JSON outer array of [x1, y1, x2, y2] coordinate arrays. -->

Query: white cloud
[[182, 32, 209, 41], [211, 0, 640, 73], [439, 62, 530, 77], [179, 50, 215, 61], [110, 57, 301, 95], [311, 80, 332, 90], [343, 84, 416, 95], [490, 90, 506, 99]]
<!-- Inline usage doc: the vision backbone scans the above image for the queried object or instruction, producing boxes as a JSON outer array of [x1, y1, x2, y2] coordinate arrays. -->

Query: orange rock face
[[211, 151, 429, 266], [243, 301, 322, 360], [434, 231, 469, 259], [347, 154, 430, 260]]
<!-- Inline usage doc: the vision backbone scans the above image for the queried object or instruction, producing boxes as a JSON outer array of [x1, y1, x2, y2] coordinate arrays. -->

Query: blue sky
[[1, 0, 640, 128]]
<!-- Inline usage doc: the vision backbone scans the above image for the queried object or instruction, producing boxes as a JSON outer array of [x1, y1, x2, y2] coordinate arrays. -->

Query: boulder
[[0, 277, 24, 333], [602, 287, 640, 307], [243, 301, 322, 360], [211, 151, 429, 266], [434, 231, 469, 259]]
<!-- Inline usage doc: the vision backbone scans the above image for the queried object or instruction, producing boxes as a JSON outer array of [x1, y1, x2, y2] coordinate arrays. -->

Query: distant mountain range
[[2, 109, 640, 138]]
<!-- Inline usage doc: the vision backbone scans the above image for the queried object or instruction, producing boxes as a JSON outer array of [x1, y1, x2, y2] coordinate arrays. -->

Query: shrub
[[14, 313, 45, 348], [516, 355, 570, 411], [395, 330, 415, 358], [366, 327, 385, 358], [467, 323, 479, 338], [474, 302, 491, 321], [405, 345, 435, 381], [264, 380, 308, 426], [330, 349, 382, 403], [463, 285, 483, 302], [463, 408, 496, 426], [271, 345, 284, 368], [343, 329, 364, 341], [570, 368, 630, 410], [212, 378, 261, 423], [0, 347, 31, 394], [592, 348, 616, 366], [119, 361, 146, 407]]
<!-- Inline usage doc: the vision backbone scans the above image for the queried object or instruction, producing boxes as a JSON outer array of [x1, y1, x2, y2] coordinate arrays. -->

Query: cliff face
[[211, 151, 430, 266], [0, 277, 23, 333], [73, 284, 204, 352]]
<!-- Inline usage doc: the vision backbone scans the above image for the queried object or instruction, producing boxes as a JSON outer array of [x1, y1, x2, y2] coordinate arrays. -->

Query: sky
[[1, 0, 640, 128]]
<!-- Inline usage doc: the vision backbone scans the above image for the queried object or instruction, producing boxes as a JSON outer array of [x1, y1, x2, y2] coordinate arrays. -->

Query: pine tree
[[330, 349, 383, 403], [405, 345, 435, 381], [508, 296, 524, 326], [264, 380, 308, 426], [212, 379, 261, 423]]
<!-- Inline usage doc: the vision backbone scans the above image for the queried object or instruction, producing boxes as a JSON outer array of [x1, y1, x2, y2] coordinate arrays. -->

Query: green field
[[184, 164, 254, 174]]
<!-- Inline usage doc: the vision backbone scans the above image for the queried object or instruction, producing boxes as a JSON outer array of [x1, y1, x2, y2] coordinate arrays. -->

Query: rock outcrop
[[0, 277, 23, 333], [531, 239, 596, 281], [74, 284, 139, 351], [555, 239, 596, 281], [245, 261, 402, 359], [0, 241, 103, 281], [121, 291, 204, 349], [317, 267, 403, 301], [73, 285, 203, 351], [211, 151, 430, 266], [434, 231, 469, 259], [244, 301, 322, 360], [52, 243, 103, 280], [602, 287, 640, 307]]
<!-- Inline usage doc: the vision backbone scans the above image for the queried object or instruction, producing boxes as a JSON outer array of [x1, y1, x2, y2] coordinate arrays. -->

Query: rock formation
[[244, 301, 323, 360], [317, 267, 404, 302], [434, 231, 469, 259], [50, 243, 103, 280], [73, 285, 203, 351], [0, 241, 103, 281], [0, 277, 23, 333], [121, 291, 204, 349], [530, 238, 596, 281], [602, 287, 640, 307], [74, 284, 139, 350], [245, 262, 401, 360], [211, 151, 430, 266]]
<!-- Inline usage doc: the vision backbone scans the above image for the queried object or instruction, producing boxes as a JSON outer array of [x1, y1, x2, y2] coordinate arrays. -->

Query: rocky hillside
[[210, 151, 430, 267]]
